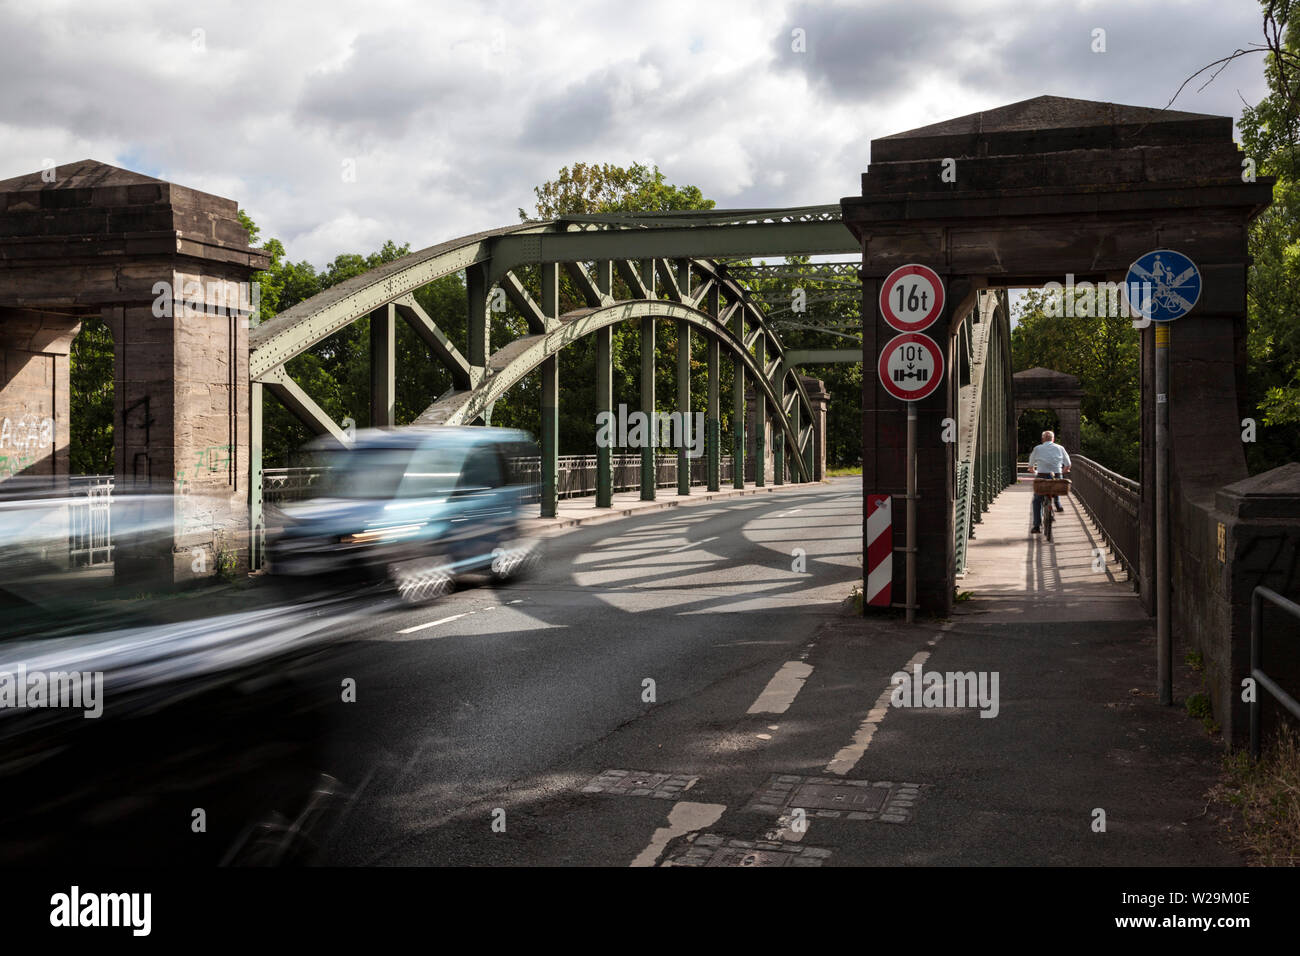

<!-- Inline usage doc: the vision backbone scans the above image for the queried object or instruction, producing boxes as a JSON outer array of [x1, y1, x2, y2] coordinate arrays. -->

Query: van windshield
[[314, 444, 464, 500]]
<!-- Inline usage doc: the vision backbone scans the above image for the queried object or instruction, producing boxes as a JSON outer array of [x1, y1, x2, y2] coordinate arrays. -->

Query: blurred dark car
[[268, 426, 541, 602]]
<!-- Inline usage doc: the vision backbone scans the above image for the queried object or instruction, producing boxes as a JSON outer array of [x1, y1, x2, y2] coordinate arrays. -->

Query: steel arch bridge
[[247, 207, 861, 563]]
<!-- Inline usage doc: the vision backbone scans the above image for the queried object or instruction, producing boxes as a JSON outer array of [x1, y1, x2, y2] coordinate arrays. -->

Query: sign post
[[877, 264, 945, 624], [1124, 249, 1201, 706]]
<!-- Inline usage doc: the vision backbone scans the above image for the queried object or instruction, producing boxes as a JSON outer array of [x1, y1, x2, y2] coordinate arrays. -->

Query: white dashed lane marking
[[396, 612, 468, 635], [825, 635, 945, 775], [747, 661, 815, 715]]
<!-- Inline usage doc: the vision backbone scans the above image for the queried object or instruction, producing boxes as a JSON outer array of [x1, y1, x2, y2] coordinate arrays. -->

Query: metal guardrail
[[67, 475, 114, 567], [954, 461, 971, 573], [61, 453, 748, 563], [265, 454, 740, 507], [1250, 586, 1300, 760], [1070, 455, 1139, 588]]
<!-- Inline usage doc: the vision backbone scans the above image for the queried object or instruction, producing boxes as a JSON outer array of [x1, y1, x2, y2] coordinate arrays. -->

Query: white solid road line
[[396, 612, 469, 635], [630, 801, 727, 867], [824, 639, 943, 775], [747, 661, 815, 715]]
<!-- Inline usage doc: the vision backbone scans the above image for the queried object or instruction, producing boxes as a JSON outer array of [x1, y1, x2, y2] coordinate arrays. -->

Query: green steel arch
[[415, 298, 807, 454], [246, 211, 850, 561]]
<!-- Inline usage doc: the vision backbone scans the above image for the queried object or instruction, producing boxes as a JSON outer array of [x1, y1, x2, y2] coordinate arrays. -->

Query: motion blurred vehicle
[[268, 426, 541, 602], [0, 478, 369, 866]]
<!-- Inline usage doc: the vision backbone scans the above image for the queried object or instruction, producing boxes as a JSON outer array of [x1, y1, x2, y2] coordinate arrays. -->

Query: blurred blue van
[[268, 426, 540, 602]]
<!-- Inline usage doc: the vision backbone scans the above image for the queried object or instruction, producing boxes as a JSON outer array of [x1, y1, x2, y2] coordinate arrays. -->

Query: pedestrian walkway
[[521, 480, 819, 535], [957, 477, 1146, 623]]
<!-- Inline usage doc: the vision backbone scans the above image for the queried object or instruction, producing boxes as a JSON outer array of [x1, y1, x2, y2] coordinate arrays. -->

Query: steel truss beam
[[247, 215, 832, 555], [409, 297, 809, 482]]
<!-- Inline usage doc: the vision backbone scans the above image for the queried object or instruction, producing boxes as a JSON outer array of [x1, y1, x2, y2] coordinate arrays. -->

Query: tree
[[496, 163, 718, 457], [68, 316, 114, 474], [521, 162, 714, 220], [1011, 287, 1141, 478], [241, 212, 420, 465], [1237, 0, 1300, 471]]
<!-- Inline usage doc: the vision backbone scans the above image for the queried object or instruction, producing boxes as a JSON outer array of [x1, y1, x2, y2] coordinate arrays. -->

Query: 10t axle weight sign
[[878, 333, 943, 402]]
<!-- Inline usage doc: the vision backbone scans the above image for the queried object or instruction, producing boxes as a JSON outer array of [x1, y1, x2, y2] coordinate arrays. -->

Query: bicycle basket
[[1033, 478, 1071, 496]]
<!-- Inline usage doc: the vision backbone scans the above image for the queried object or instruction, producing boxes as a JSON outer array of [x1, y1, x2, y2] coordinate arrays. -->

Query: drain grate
[[743, 774, 923, 822], [667, 833, 831, 867], [580, 769, 698, 799]]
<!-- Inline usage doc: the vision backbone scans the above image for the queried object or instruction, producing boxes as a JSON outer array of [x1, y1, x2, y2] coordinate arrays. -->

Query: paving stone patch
[[742, 774, 924, 822], [666, 833, 832, 867], [579, 769, 698, 799]]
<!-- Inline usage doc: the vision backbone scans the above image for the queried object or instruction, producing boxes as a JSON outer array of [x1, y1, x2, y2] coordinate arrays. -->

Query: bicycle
[[1033, 475, 1071, 542]]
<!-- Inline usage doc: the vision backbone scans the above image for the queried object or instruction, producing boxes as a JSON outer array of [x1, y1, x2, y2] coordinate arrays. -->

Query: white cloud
[[0, 0, 1272, 266]]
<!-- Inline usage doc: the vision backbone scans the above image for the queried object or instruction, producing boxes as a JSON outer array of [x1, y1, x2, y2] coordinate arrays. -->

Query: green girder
[[411, 297, 812, 482], [248, 213, 830, 487]]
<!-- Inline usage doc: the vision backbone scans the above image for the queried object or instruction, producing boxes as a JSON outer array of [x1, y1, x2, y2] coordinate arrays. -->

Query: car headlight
[[339, 523, 423, 545]]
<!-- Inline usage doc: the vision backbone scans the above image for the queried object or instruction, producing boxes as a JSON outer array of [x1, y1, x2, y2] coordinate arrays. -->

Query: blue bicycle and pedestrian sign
[[1122, 249, 1201, 323]]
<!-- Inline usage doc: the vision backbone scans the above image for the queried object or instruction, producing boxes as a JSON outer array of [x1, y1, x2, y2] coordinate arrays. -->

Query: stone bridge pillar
[[0, 160, 267, 586], [1013, 367, 1084, 455], [0, 310, 79, 478], [843, 95, 1273, 618]]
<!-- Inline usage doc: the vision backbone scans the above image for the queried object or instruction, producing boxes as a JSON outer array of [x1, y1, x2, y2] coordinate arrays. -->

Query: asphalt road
[[288, 476, 1235, 867], [311, 478, 863, 864]]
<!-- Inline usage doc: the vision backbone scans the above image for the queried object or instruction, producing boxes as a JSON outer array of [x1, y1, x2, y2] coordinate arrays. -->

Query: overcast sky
[[0, 0, 1273, 267]]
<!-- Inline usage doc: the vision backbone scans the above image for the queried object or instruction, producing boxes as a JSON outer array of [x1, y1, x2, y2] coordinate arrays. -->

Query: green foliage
[[1238, 1, 1300, 471], [503, 163, 719, 457], [68, 315, 114, 474], [1010, 287, 1140, 478], [245, 229, 419, 465], [522, 162, 715, 220], [731, 255, 862, 468], [1186, 692, 1213, 720]]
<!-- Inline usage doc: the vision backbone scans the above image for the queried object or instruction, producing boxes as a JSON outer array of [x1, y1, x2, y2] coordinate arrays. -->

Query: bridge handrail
[[1069, 455, 1139, 587], [1250, 586, 1300, 760]]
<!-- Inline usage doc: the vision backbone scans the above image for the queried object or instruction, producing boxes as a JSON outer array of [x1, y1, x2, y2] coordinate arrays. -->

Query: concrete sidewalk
[[521, 480, 821, 536], [957, 478, 1147, 624], [852, 477, 1240, 864]]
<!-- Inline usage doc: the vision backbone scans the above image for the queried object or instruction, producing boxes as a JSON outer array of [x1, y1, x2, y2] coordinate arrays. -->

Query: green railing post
[[754, 334, 766, 488], [595, 261, 613, 507], [369, 302, 395, 427], [733, 307, 745, 488], [540, 264, 559, 518], [677, 257, 692, 496], [467, 262, 489, 371], [640, 259, 656, 501], [774, 372, 785, 485]]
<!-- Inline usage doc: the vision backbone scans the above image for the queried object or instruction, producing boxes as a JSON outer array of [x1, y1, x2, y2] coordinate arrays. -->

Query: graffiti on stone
[[0, 415, 54, 477]]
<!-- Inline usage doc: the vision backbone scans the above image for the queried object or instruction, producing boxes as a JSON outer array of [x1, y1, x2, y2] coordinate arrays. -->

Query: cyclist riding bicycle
[[1028, 430, 1071, 535]]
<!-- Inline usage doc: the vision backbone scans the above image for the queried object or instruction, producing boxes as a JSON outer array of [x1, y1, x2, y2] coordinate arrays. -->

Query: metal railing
[[263, 467, 329, 506], [1070, 455, 1139, 587], [54, 451, 749, 562], [264, 454, 740, 507], [67, 475, 114, 567], [1250, 586, 1300, 760]]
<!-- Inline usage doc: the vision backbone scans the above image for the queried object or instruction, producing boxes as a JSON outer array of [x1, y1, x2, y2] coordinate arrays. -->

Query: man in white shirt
[[1027, 430, 1071, 534]]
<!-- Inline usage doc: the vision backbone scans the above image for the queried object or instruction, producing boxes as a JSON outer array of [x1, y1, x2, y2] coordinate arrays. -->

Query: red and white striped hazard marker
[[866, 494, 892, 607]]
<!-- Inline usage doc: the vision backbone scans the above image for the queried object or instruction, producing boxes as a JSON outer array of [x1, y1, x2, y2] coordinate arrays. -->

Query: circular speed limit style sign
[[878, 332, 944, 402], [879, 263, 945, 332]]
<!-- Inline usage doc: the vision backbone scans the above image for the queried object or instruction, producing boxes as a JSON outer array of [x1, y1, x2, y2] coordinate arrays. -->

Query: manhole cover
[[790, 783, 887, 813]]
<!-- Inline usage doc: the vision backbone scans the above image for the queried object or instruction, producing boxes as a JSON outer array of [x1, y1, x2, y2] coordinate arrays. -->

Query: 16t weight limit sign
[[879, 333, 943, 402], [879, 264, 944, 332]]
